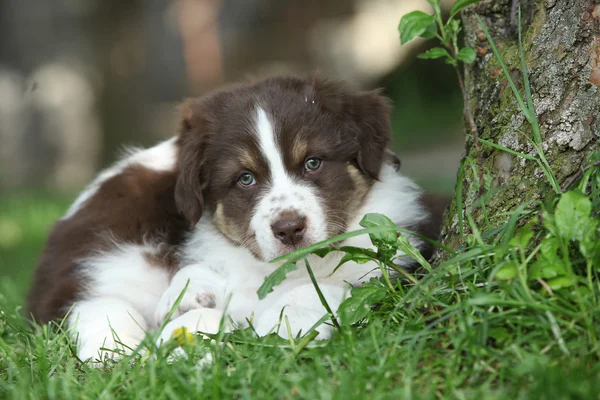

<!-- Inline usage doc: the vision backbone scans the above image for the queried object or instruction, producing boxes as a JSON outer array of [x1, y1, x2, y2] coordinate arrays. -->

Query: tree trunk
[[436, 0, 600, 253]]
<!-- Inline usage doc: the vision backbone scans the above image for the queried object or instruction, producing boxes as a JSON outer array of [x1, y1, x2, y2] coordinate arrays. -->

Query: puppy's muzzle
[[271, 213, 306, 246]]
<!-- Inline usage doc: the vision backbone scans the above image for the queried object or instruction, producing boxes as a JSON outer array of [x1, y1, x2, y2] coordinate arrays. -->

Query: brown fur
[[27, 165, 187, 323]]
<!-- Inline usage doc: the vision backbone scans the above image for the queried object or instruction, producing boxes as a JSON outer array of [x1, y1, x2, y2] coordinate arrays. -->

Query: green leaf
[[270, 225, 415, 264], [359, 213, 399, 261], [420, 22, 438, 39], [332, 247, 377, 275], [456, 47, 476, 63], [398, 11, 436, 44], [257, 262, 298, 299], [449, 0, 482, 20], [508, 222, 534, 250], [396, 233, 432, 272], [496, 262, 518, 280], [311, 247, 337, 258], [488, 327, 510, 344], [547, 276, 575, 290], [338, 280, 387, 326], [418, 47, 451, 60], [529, 237, 566, 280], [555, 191, 594, 242], [359, 213, 398, 244]]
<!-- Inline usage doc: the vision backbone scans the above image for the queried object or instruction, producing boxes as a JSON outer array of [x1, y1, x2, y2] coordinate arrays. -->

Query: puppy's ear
[[175, 99, 209, 225], [312, 77, 392, 180], [352, 89, 392, 180]]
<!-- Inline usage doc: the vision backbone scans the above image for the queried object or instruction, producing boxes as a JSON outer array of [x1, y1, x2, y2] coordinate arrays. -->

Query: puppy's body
[[27, 76, 432, 361]]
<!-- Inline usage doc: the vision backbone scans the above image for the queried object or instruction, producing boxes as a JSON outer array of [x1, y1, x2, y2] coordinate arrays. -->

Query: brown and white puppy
[[27, 76, 434, 362]]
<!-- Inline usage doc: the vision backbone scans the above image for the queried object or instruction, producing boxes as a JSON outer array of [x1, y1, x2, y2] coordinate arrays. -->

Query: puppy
[[27, 76, 433, 362]]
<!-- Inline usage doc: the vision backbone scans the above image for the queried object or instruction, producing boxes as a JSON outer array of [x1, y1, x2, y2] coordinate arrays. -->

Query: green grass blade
[[305, 259, 341, 331], [476, 15, 530, 122], [517, 6, 541, 145]]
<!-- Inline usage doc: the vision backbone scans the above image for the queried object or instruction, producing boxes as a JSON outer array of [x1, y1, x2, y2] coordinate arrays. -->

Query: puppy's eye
[[238, 172, 256, 187], [304, 157, 322, 172]]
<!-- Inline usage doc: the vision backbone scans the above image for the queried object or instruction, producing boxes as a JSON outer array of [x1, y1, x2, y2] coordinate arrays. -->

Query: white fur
[[69, 297, 148, 363], [251, 108, 328, 260], [63, 137, 177, 219], [68, 243, 170, 362]]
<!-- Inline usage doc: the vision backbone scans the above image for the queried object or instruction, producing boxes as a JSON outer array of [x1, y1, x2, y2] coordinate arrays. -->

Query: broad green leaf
[[508, 222, 534, 250], [449, 0, 482, 20], [420, 22, 438, 39], [359, 213, 399, 261], [257, 262, 298, 299], [555, 191, 593, 242], [456, 47, 476, 63], [359, 213, 397, 244], [336, 252, 373, 267], [418, 47, 451, 60], [398, 11, 436, 44], [496, 262, 518, 280], [577, 218, 599, 258], [529, 237, 566, 280], [338, 280, 387, 326], [547, 276, 575, 290]]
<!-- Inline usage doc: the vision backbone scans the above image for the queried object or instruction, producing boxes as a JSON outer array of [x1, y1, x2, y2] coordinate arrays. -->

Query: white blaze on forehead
[[255, 107, 288, 183], [251, 106, 328, 261]]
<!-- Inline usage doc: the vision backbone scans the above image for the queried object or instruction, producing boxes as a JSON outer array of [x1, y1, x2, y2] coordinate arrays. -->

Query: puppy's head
[[175, 76, 392, 261]]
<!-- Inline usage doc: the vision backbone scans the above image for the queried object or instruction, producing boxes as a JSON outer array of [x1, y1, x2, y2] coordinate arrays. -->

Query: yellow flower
[[172, 327, 196, 347]]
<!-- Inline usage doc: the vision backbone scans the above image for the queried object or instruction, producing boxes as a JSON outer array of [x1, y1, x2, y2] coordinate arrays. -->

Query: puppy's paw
[[156, 308, 229, 347], [254, 306, 334, 340], [155, 283, 216, 327], [78, 330, 145, 367]]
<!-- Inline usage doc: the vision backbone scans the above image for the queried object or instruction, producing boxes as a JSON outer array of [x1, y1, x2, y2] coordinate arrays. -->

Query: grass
[[1, 184, 600, 399]]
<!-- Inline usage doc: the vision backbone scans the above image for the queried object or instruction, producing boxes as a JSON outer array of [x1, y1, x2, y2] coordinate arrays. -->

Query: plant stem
[[454, 66, 478, 145], [305, 259, 341, 331]]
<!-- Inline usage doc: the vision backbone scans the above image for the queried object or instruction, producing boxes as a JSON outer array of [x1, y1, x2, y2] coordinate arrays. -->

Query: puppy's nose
[[271, 214, 306, 246]]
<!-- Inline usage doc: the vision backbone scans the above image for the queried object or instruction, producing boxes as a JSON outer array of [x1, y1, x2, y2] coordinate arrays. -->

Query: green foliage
[[398, 0, 482, 66], [449, 0, 481, 19], [257, 262, 298, 300], [398, 11, 435, 44], [258, 214, 428, 297], [337, 279, 387, 325]]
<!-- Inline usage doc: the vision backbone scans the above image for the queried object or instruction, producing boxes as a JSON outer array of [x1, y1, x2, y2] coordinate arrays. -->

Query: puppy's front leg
[[254, 283, 346, 340], [155, 264, 225, 327]]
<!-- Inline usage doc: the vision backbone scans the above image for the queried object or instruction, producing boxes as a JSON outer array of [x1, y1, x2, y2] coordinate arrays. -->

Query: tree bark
[[437, 0, 600, 253]]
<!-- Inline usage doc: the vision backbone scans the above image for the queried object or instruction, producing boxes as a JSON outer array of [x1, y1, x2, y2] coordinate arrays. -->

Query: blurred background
[[0, 0, 464, 297]]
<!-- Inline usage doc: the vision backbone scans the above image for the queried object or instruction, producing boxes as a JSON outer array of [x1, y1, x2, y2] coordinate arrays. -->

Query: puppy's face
[[176, 77, 391, 261]]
